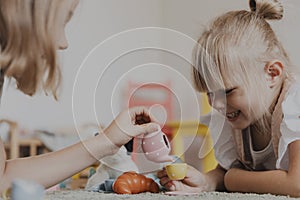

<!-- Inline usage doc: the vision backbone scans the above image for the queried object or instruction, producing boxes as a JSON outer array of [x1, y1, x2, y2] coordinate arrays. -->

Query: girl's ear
[[264, 60, 284, 88]]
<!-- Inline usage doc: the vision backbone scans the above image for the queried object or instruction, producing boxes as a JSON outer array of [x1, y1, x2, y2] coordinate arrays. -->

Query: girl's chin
[[228, 117, 251, 130], [230, 123, 248, 130]]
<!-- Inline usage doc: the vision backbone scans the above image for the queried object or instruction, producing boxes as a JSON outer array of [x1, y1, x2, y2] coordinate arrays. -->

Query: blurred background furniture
[[164, 94, 217, 173], [127, 81, 174, 122], [0, 119, 100, 189], [165, 120, 217, 173], [0, 119, 49, 159]]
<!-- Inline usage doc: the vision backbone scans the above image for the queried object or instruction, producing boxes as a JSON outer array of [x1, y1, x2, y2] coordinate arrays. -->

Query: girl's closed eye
[[206, 92, 214, 106], [225, 88, 235, 95], [207, 88, 234, 97], [207, 91, 213, 98]]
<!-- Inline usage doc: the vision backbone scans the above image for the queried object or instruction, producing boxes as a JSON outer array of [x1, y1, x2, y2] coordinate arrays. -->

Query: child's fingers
[[159, 176, 171, 187], [143, 122, 159, 134], [156, 168, 167, 178], [163, 180, 176, 191], [185, 165, 200, 177]]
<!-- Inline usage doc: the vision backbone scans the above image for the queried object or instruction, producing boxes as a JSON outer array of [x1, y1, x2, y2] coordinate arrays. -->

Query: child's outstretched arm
[[0, 107, 158, 193], [158, 164, 226, 192], [224, 140, 300, 197]]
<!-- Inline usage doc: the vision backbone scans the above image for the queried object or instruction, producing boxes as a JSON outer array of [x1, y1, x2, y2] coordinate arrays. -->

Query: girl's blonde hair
[[193, 0, 294, 127], [0, 0, 73, 98]]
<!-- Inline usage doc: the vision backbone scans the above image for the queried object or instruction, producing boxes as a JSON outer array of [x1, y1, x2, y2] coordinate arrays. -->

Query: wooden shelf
[[1, 119, 49, 159], [5, 138, 48, 158]]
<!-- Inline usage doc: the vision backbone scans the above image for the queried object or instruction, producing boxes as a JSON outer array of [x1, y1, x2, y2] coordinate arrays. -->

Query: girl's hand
[[104, 107, 159, 147], [157, 164, 214, 193]]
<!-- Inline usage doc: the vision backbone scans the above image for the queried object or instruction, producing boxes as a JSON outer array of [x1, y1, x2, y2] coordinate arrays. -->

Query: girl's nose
[[58, 33, 69, 50], [213, 98, 226, 110], [209, 92, 226, 114]]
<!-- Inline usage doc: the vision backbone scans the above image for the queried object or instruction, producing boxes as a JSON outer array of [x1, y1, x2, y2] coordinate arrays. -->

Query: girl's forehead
[[204, 72, 237, 91], [222, 76, 239, 88]]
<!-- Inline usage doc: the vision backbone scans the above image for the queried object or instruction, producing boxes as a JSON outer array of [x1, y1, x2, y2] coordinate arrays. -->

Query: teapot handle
[[162, 134, 171, 149]]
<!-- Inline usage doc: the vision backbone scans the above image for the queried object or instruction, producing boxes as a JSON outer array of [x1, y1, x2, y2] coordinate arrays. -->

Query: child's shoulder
[[281, 80, 300, 133], [287, 80, 300, 93], [282, 79, 300, 102]]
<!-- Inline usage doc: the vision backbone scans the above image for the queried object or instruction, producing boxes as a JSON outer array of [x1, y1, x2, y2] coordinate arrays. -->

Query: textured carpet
[[44, 190, 298, 200]]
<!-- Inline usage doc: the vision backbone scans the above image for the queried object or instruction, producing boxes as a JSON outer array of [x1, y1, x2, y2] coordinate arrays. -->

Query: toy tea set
[[105, 124, 188, 195], [141, 124, 187, 181]]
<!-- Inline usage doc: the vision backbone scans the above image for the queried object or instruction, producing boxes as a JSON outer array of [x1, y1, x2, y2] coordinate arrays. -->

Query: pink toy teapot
[[141, 124, 174, 163]]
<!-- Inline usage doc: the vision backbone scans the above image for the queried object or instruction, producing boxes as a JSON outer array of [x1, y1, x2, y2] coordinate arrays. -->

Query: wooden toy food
[[112, 171, 159, 194]]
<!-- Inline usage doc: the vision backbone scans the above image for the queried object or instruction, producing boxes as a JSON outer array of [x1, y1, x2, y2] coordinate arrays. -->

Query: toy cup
[[165, 163, 187, 180], [141, 125, 173, 163]]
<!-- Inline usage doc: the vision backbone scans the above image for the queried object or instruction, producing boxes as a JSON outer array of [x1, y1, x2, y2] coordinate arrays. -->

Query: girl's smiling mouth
[[226, 110, 241, 121]]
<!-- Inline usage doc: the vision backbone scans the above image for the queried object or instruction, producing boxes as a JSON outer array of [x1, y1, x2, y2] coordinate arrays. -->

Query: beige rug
[[45, 190, 298, 200]]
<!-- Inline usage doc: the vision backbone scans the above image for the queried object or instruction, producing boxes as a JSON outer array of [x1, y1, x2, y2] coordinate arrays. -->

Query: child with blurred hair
[[158, 0, 300, 197], [0, 0, 158, 193]]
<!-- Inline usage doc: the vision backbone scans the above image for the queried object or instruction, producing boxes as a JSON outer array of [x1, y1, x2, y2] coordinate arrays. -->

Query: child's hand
[[104, 106, 159, 147], [157, 164, 213, 193]]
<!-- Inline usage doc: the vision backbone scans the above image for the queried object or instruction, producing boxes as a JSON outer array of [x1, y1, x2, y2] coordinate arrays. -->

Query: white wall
[[0, 0, 164, 130], [0, 0, 299, 131]]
